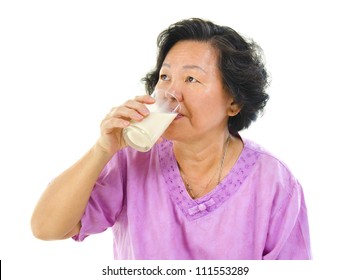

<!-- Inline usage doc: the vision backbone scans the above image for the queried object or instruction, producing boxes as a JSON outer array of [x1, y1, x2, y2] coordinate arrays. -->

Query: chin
[[162, 126, 183, 141]]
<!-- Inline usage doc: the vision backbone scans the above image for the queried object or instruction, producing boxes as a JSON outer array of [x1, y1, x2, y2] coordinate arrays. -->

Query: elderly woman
[[31, 18, 311, 260]]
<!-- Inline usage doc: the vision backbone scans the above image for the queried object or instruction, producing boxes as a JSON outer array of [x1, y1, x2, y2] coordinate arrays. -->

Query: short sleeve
[[263, 178, 312, 260], [73, 150, 126, 242]]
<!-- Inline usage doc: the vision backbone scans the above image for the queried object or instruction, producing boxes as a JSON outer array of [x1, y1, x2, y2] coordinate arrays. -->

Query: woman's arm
[[31, 144, 112, 240], [31, 95, 154, 240]]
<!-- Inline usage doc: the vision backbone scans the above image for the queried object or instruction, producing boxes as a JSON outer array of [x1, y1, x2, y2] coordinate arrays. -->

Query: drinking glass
[[123, 89, 180, 152]]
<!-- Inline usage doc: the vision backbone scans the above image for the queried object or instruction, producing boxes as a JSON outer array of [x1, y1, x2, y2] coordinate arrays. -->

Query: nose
[[166, 86, 183, 102], [164, 90, 182, 113]]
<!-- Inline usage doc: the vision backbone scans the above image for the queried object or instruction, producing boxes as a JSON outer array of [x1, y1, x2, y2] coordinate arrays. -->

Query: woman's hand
[[96, 95, 155, 156], [32, 95, 154, 241]]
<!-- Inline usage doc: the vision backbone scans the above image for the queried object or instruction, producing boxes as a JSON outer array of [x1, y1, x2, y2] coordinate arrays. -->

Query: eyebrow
[[162, 63, 207, 74]]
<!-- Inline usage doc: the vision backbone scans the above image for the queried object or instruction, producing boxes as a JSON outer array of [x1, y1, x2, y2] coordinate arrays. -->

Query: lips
[[175, 113, 184, 120]]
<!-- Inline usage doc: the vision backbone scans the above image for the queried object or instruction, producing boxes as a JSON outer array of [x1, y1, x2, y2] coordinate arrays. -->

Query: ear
[[227, 98, 241, 117]]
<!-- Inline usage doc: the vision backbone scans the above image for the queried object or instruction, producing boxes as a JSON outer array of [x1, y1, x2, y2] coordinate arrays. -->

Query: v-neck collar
[[158, 137, 260, 221]]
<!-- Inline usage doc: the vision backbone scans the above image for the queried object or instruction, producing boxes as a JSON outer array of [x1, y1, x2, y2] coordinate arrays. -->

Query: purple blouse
[[73, 138, 311, 260]]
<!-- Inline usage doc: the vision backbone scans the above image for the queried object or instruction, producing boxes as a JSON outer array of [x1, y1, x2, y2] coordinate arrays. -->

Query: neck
[[173, 132, 231, 180]]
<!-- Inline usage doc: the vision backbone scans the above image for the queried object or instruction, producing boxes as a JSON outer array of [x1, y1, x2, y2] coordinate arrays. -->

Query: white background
[[1, 0, 349, 279]]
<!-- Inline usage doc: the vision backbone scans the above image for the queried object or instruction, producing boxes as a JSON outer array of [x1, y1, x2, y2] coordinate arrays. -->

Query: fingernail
[[141, 108, 150, 115], [133, 113, 143, 120]]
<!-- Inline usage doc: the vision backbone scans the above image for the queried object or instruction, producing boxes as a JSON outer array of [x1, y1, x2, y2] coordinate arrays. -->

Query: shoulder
[[243, 137, 295, 174], [241, 137, 301, 194], [241, 137, 305, 215]]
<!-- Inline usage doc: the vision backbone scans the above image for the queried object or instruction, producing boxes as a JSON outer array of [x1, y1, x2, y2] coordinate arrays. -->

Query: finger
[[134, 95, 155, 104], [123, 99, 152, 116], [109, 106, 146, 121], [105, 95, 154, 122], [101, 118, 129, 134]]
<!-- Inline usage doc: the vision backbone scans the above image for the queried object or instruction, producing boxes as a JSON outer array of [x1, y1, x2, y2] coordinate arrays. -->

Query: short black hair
[[142, 18, 270, 134]]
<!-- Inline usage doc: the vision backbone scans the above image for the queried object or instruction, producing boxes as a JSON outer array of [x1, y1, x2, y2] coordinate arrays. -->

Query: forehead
[[163, 40, 219, 69]]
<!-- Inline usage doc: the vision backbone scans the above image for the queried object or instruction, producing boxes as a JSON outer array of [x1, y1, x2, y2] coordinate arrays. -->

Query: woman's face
[[157, 40, 235, 141]]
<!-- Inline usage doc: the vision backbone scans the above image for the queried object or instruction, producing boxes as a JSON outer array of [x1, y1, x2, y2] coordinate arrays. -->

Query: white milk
[[123, 112, 177, 152]]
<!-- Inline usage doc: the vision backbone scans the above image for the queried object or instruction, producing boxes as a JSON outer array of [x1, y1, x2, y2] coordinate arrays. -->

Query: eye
[[186, 76, 198, 83], [160, 74, 169, 81]]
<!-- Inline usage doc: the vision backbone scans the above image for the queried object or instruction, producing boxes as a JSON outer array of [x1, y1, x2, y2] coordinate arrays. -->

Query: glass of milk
[[123, 89, 181, 152]]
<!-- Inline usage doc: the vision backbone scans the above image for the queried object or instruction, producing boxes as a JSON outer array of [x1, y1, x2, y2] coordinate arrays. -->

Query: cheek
[[188, 104, 226, 130], [188, 97, 226, 118]]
